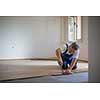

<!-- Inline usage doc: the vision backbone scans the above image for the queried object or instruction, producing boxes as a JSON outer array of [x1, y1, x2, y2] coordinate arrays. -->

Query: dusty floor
[[0, 60, 88, 82]]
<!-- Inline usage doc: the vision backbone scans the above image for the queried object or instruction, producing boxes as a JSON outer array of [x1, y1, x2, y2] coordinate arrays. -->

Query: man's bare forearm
[[56, 48, 62, 60], [56, 48, 63, 65], [69, 58, 77, 70]]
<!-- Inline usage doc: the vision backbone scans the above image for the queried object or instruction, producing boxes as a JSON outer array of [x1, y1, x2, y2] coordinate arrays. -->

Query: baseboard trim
[[0, 57, 88, 62], [0, 57, 57, 61], [78, 59, 88, 63]]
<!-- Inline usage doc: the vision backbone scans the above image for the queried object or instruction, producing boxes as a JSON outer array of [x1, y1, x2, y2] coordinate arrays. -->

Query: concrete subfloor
[[1, 72, 88, 83]]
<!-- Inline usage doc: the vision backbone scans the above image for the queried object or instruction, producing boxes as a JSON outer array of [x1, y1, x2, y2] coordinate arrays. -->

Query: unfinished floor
[[2, 72, 88, 83], [0, 60, 88, 82]]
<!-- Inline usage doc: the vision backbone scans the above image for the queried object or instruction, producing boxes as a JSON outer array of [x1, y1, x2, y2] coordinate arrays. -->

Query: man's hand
[[65, 68, 72, 74], [58, 58, 63, 66]]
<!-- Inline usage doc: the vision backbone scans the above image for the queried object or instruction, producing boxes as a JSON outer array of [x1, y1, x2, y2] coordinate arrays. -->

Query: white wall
[[78, 17, 88, 61], [0, 16, 62, 59], [0, 16, 88, 60]]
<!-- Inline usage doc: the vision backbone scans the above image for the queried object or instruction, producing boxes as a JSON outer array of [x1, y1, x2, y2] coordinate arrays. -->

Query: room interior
[[0, 16, 88, 82]]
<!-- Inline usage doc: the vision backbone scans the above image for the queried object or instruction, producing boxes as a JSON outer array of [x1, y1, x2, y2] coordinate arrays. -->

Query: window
[[68, 16, 81, 41]]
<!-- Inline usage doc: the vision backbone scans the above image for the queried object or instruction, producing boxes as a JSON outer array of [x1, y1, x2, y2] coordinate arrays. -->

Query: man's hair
[[70, 42, 80, 50]]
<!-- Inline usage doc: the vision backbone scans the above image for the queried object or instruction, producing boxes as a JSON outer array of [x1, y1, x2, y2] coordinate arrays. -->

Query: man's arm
[[65, 58, 77, 74], [69, 50, 79, 70], [69, 58, 77, 70], [56, 48, 63, 65]]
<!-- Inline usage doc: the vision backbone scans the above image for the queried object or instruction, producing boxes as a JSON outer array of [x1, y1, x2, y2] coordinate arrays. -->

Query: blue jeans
[[61, 53, 77, 70]]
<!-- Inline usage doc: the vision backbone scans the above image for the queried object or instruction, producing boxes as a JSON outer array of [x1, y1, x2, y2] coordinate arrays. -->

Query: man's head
[[68, 42, 80, 54]]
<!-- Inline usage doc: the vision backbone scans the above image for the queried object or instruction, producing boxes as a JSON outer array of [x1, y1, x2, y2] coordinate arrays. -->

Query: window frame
[[68, 16, 82, 42]]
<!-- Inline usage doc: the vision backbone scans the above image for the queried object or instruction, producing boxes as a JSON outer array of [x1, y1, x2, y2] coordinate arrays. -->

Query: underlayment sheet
[[0, 60, 88, 80]]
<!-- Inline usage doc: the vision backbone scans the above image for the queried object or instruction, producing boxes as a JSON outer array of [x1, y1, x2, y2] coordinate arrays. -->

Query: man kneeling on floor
[[56, 42, 80, 74]]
